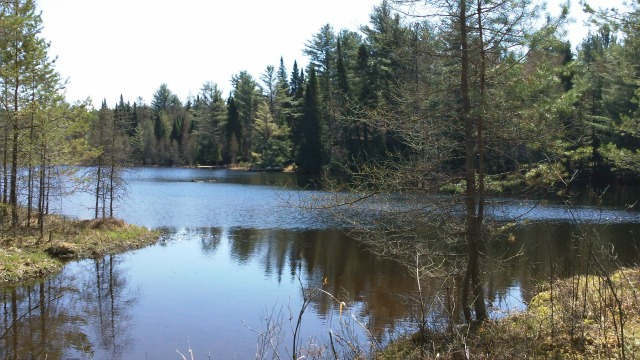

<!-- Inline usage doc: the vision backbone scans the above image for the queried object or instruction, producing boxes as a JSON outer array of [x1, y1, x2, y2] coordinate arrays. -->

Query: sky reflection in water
[[2, 168, 639, 359]]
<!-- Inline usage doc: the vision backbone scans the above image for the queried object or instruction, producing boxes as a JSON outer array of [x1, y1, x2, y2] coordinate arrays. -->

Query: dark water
[[2, 168, 640, 359]]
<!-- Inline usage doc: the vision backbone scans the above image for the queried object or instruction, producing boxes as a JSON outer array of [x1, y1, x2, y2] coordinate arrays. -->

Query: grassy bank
[[380, 268, 640, 359], [0, 216, 160, 286]]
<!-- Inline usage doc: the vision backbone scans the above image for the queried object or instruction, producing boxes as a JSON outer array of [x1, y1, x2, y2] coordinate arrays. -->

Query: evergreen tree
[[583, 4, 640, 178], [289, 61, 305, 98], [296, 67, 324, 174], [0, 0, 65, 228], [304, 23, 337, 96], [260, 65, 276, 114], [225, 97, 242, 164], [193, 81, 226, 165], [251, 100, 292, 169], [361, 0, 407, 102], [274, 57, 292, 126], [231, 71, 261, 162]]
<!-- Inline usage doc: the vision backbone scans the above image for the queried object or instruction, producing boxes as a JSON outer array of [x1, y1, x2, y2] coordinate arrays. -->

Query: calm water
[[2, 168, 640, 359]]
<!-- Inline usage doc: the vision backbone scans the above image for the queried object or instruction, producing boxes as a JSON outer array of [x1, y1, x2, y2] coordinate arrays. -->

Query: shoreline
[[379, 267, 640, 359], [0, 216, 160, 287]]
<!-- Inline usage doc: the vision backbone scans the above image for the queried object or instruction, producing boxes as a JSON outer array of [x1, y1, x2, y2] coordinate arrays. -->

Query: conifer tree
[[251, 100, 292, 168], [225, 97, 242, 164], [296, 67, 324, 174], [231, 71, 260, 162], [193, 81, 226, 165], [337, 0, 569, 323], [0, 0, 65, 228]]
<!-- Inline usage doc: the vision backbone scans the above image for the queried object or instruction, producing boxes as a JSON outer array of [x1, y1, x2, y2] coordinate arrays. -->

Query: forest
[[83, 1, 640, 183], [1, 0, 639, 225]]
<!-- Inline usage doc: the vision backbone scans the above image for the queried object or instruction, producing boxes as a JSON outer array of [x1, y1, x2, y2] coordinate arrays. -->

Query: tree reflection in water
[[1, 222, 638, 358], [79, 255, 139, 359], [0, 255, 137, 360]]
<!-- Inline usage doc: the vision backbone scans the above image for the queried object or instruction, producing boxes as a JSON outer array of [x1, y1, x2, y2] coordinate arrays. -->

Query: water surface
[[2, 168, 639, 359]]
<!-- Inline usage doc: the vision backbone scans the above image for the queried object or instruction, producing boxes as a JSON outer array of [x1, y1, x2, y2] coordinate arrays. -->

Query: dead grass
[[0, 247, 62, 285], [0, 214, 160, 286], [379, 268, 640, 359]]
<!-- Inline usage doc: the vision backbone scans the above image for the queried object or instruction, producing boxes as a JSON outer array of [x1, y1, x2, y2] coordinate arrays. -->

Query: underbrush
[[379, 268, 640, 359]]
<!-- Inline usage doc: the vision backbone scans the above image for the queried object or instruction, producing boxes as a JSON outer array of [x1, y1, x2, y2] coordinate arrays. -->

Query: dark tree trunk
[[95, 159, 102, 220], [473, 0, 488, 321], [460, 0, 488, 323]]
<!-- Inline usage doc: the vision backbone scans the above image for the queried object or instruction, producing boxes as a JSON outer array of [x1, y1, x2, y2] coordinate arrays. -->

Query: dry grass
[[0, 247, 62, 285], [379, 268, 640, 359], [0, 214, 160, 286]]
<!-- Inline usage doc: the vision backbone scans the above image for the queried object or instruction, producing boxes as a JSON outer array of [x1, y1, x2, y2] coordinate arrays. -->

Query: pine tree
[[0, 0, 65, 228], [193, 81, 226, 165], [583, 4, 640, 178], [231, 71, 260, 162], [251, 100, 292, 169]]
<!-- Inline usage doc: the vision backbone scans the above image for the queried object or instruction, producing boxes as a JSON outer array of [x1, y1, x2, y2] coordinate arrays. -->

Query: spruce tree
[[296, 67, 324, 174], [225, 97, 242, 164]]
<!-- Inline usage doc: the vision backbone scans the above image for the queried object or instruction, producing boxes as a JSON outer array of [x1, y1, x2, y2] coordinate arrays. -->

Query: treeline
[[91, 1, 640, 184], [1, 0, 640, 230]]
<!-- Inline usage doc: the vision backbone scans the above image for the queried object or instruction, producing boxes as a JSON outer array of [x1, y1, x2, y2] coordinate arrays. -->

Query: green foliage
[[0, 0, 70, 229], [296, 67, 325, 174], [251, 101, 292, 169], [193, 82, 225, 165], [231, 71, 261, 162]]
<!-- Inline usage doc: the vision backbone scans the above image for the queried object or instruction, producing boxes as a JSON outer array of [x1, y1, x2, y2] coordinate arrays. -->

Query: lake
[[2, 168, 640, 359]]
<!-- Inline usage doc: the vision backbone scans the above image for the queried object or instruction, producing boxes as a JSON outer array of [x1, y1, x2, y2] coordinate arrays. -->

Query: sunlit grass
[[0, 247, 62, 284], [378, 268, 640, 359], [0, 214, 160, 286]]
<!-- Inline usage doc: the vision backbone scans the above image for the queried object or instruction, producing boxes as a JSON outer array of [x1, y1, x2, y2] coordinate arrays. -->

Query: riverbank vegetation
[[377, 267, 640, 359], [263, 265, 638, 359], [0, 213, 159, 286]]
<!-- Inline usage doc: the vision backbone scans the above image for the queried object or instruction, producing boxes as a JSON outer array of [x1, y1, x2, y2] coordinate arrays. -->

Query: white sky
[[38, 0, 627, 107], [39, 0, 381, 106]]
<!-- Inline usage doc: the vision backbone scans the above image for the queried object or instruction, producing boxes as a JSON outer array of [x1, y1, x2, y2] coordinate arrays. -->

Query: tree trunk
[[460, 0, 474, 323], [10, 44, 20, 228], [460, 0, 488, 323], [95, 159, 102, 220], [473, 0, 488, 321], [10, 116, 19, 228], [109, 115, 117, 218], [27, 115, 35, 228], [38, 139, 47, 241]]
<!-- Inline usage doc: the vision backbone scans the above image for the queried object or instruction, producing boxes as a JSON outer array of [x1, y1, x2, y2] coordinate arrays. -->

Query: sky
[[38, 0, 627, 107], [38, 0, 381, 106]]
